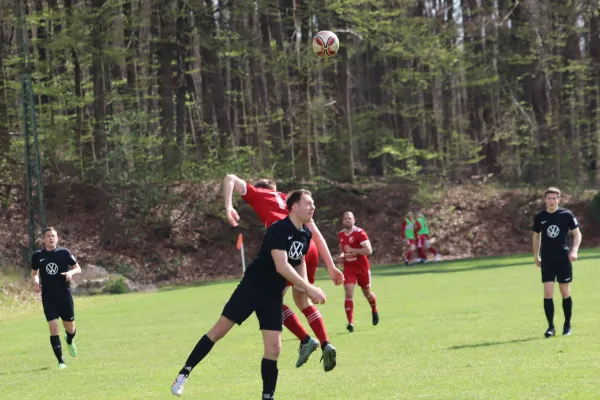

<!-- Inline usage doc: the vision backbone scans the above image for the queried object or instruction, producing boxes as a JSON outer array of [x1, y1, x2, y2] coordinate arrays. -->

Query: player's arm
[[353, 240, 373, 256], [30, 255, 41, 293], [569, 227, 582, 261], [339, 243, 344, 259], [532, 215, 542, 266], [31, 269, 41, 293], [222, 174, 247, 227], [63, 263, 82, 281], [400, 220, 406, 239], [271, 250, 326, 304], [305, 220, 344, 285], [62, 251, 81, 281]]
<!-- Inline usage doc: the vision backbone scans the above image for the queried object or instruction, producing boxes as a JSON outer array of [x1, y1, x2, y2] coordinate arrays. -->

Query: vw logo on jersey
[[288, 242, 304, 260], [46, 263, 59, 275], [547, 225, 560, 238]]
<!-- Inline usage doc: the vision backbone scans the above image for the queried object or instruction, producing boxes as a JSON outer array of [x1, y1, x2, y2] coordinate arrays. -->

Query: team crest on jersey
[[288, 242, 304, 260], [349, 237, 354, 243], [46, 263, 59, 275], [547, 225, 560, 238]]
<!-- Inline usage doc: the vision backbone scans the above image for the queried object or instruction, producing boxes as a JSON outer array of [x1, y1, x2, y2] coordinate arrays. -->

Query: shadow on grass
[[447, 337, 539, 350], [0, 366, 50, 376], [370, 254, 600, 278]]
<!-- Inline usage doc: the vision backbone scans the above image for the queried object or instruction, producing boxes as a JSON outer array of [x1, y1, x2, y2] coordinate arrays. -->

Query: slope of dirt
[[0, 182, 598, 285]]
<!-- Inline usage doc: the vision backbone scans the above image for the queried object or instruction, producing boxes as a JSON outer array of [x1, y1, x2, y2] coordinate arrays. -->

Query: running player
[[31, 227, 81, 369], [338, 211, 378, 332], [223, 174, 342, 371], [532, 187, 582, 337], [171, 190, 327, 398]]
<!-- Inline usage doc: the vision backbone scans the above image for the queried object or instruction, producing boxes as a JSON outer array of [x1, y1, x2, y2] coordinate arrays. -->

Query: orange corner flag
[[236, 233, 243, 250]]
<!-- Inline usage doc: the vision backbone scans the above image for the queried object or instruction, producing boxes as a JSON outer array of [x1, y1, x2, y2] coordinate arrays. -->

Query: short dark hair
[[286, 189, 312, 211], [544, 187, 561, 198], [253, 178, 277, 190], [43, 227, 57, 236]]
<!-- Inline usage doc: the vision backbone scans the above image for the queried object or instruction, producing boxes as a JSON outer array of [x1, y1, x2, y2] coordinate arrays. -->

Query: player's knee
[[264, 340, 282, 359], [293, 290, 311, 309]]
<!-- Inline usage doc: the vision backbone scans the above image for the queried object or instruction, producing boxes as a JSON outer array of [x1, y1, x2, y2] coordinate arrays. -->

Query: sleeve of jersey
[[31, 254, 39, 270], [400, 221, 406, 238], [532, 215, 541, 233], [66, 250, 77, 266], [241, 182, 257, 202], [265, 226, 288, 251], [568, 212, 579, 230], [359, 230, 369, 243]]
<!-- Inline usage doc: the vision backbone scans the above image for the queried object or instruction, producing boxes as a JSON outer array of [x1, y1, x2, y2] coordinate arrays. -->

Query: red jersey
[[338, 226, 370, 270], [241, 182, 289, 227]]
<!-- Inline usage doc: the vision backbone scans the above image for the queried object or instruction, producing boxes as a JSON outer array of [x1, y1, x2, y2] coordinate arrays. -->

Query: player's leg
[[172, 281, 254, 396], [344, 283, 356, 332], [285, 287, 318, 368], [558, 262, 573, 335], [416, 236, 427, 262], [405, 241, 416, 265], [359, 269, 379, 325], [60, 294, 77, 357], [542, 266, 556, 337], [261, 330, 282, 399], [43, 298, 66, 368], [424, 235, 440, 261], [281, 286, 311, 343], [296, 245, 331, 349], [257, 293, 284, 399], [47, 318, 66, 368]]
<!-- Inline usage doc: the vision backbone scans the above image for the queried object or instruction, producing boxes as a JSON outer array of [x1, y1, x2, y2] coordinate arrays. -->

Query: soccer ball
[[312, 31, 340, 58]]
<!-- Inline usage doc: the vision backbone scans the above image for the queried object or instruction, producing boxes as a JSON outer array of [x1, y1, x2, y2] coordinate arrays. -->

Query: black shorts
[[541, 254, 572, 284], [42, 291, 75, 322], [221, 278, 283, 332]]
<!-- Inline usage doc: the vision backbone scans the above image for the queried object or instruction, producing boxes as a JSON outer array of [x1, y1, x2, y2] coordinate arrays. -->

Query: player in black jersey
[[31, 227, 82, 368], [171, 189, 327, 399], [532, 187, 582, 337]]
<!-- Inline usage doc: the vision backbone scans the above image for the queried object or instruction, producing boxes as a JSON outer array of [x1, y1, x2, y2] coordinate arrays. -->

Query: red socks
[[344, 299, 354, 324], [283, 304, 309, 341], [302, 305, 328, 344], [367, 294, 378, 313]]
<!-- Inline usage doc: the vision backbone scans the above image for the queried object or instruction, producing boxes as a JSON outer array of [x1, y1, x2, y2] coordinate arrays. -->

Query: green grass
[[1, 249, 600, 399]]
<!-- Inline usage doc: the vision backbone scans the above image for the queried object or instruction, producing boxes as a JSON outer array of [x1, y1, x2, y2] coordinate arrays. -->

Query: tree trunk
[[90, 0, 108, 179], [0, 19, 9, 159], [158, 0, 177, 174]]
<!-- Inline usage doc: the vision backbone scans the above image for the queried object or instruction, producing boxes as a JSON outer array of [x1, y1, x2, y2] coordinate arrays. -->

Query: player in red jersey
[[223, 174, 344, 372], [338, 211, 378, 333]]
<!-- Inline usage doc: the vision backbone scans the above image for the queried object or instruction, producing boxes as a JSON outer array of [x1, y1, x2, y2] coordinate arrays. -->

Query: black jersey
[[532, 208, 579, 255], [244, 216, 312, 292], [31, 247, 77, 294]]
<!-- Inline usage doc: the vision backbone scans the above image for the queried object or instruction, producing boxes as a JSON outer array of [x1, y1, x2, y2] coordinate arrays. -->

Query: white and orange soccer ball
[[312, 30, 340, 58]]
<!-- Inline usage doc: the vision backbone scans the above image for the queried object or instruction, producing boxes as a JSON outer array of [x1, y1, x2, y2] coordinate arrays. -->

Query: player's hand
[[328, 267, 345, 286], [343, 245, 354, 253], [569, 250, 578, 262], [226, 206, 240, 227], [61, 271, 72, 281], [307, 286, 327, 305], [33, 283, 41, 293], [535, 257, 541, 268]]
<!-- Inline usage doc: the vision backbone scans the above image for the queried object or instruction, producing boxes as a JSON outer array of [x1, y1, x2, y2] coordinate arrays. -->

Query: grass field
[[2, 249, 600, 400]]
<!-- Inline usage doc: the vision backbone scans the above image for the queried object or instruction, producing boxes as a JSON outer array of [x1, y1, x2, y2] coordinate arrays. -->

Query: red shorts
[[287, 240, 319, 287], [417, 234, 430, 248], [343, 266, 371, 289]]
